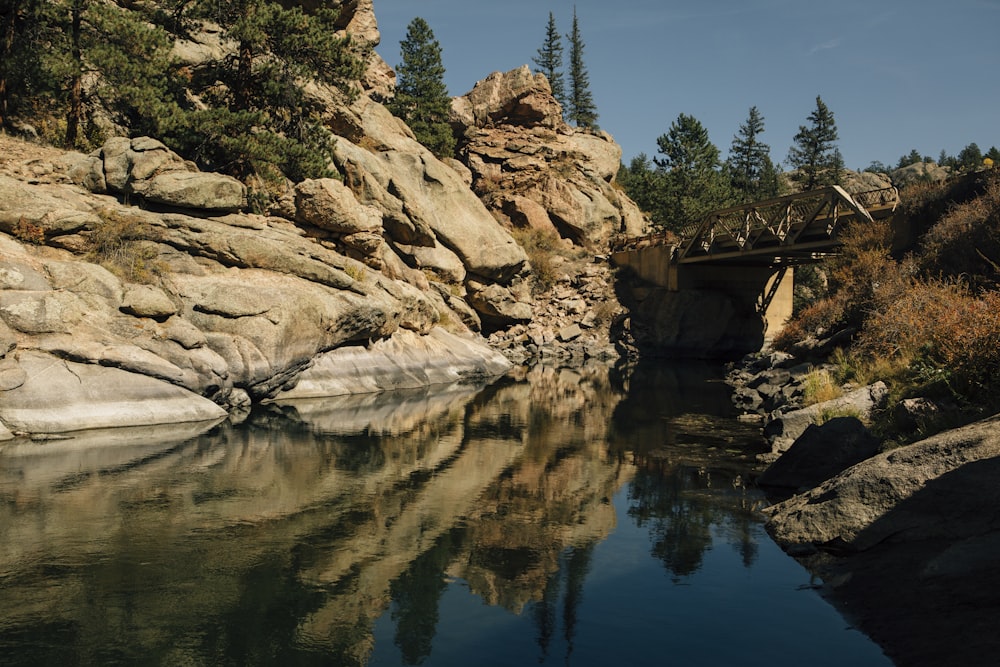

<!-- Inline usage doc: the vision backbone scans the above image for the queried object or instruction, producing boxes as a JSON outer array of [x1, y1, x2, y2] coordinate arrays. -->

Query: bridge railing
[[610, 186, 899, 260]]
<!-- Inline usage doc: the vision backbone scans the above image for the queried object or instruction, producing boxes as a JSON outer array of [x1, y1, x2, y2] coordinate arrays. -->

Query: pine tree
[[654, 113, 733, 229], [618, 153, 668, 227], [1, 0, 56, 131], [727, 106, 779, 202], [532, 12, 565, 111], [388, 17, 455, 158], [177, 0, 361, 180], [957, 142, 983, 171], [565, 7, 597, 129], [787, 95, 841, 190]]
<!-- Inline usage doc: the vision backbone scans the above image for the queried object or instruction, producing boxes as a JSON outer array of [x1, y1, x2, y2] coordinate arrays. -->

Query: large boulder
[[294, 177, 383, 234], [0, 350, 226, 433], [763, 382, 889, 453], [891, 161, 951, 187], [622, 287, 764, 358], [451, 67, 647, 247], [757, 416, 882, 492], [330, 97, 528, 283], [764, 413, 1000, 666], [765, 413, 1000, 553], [269, 327, 511, 400], [135, 171, 247, 211], [451, 65, 563, 128], [78, 137, 247, 212]]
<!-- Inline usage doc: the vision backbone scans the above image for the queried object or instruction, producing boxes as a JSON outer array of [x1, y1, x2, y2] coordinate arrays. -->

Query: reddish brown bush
[[918, 170, 1000, 290], [857, 279, 1000, 399]]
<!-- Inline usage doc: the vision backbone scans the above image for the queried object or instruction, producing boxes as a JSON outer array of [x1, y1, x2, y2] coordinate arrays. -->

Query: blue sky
[[371, 0, 999, 171]]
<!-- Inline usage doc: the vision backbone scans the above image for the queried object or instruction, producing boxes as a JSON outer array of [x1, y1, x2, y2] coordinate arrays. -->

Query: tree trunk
[[0, 1, 18, 129], [234, 39, 252, 111], [65, 0, 83, 147]]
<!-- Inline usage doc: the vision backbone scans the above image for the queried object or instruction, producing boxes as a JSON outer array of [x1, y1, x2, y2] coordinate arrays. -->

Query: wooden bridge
[[612, 185, 900, 267]]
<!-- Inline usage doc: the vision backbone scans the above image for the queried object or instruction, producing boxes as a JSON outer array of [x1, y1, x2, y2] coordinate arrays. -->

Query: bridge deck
[[613, 186, 899, 267]]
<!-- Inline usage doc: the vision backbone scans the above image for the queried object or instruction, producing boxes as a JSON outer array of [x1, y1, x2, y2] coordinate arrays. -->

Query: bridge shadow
[[612, 264, 772, 359]]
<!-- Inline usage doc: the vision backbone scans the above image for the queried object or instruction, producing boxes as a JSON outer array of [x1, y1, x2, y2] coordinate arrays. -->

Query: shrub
[[12, 218, 46, 245], [510, 226, 564, 294], [801, 369, 842, 406], [87, 209, 165, 284], [918, 170, 1000, 290], [772, 295, 847, 351], [857, 280, 1000, 404]]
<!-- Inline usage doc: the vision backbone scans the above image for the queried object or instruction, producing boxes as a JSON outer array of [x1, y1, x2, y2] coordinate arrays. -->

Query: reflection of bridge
[[610, 186, 900, 356]]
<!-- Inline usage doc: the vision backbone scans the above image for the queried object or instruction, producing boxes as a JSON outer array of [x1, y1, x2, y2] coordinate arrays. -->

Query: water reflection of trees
[[0, 361, 767, 666], [627, 459, 763, 580], [610, 362, 767, 580]]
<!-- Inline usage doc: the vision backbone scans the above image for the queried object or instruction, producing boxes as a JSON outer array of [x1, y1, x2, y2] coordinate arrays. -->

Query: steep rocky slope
[[0, 1, 647, 435]]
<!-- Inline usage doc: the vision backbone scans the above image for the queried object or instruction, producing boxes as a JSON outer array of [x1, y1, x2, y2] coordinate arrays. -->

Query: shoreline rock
[[762, 414, 1000, 666]]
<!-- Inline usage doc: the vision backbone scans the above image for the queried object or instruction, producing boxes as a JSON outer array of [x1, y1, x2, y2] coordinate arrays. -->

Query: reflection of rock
[[0, 365, 638, 663], [270, 382, 481, 436], [269, 328, 511, 400], [449, 364, 632, 612]]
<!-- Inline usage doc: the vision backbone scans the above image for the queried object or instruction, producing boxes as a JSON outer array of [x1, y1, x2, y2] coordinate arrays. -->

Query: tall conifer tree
[[565, 7, 597, 129], [655, 113, 732, 229], [787, 95, 841, 190], [728, 106, 779, 202], [532, 12, 565, 111], [388, 16, 455, 157]]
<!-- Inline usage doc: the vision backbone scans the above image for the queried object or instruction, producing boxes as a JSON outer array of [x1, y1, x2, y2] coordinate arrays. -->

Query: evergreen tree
[[565, 7, 597, 129], [654, 113, 732, 230], [897, 149, 923, 169], [957, 142, 983, 171], [787, 95, 841, 190], [388, 16, 455, 158], [727, 106, 779, 202], [532, 12, 565, 111], [0, 0, 62, 131], [178, 0, 362, 181], [618, 153, 667, 226]]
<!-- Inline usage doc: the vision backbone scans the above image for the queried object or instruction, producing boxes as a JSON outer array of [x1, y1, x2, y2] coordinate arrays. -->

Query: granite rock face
[[451, 66, 647, 249], [0, 134, 511, 435]]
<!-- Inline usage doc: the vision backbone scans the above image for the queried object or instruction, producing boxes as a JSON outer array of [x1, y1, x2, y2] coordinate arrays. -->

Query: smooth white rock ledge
[[269, 327, 512, 401], [0, 350, 227, 433]]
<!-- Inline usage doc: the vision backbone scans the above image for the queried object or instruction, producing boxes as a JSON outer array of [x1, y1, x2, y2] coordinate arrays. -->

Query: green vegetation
[[654, 114, 732, 228], [775, 168, 1000, 439], [88, 208, 165, 284], [532, 12, 566, 111], [801, 369, 843, 406], [786, 95, 842, 190], [1, 0, 363, 193], [387, 17, 455, 158], [565, 8, 598, 129], [727, 106, 780, 202], [618, 114, 735, 232]]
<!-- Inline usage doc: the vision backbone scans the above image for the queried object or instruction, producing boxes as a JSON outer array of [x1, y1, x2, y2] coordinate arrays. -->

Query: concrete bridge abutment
[[611, 247, 793, 357]]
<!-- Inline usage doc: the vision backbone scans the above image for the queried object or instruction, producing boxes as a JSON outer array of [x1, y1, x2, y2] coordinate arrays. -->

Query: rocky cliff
[[0, 1, 646, 435]]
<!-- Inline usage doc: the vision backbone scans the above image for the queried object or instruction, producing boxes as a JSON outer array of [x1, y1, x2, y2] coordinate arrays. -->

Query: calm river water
[[0, 361, 891, 666]]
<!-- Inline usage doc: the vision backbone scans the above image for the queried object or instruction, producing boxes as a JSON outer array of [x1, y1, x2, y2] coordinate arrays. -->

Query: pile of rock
[[487, 255, 623, 365], [727, 351, 888, 480]]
